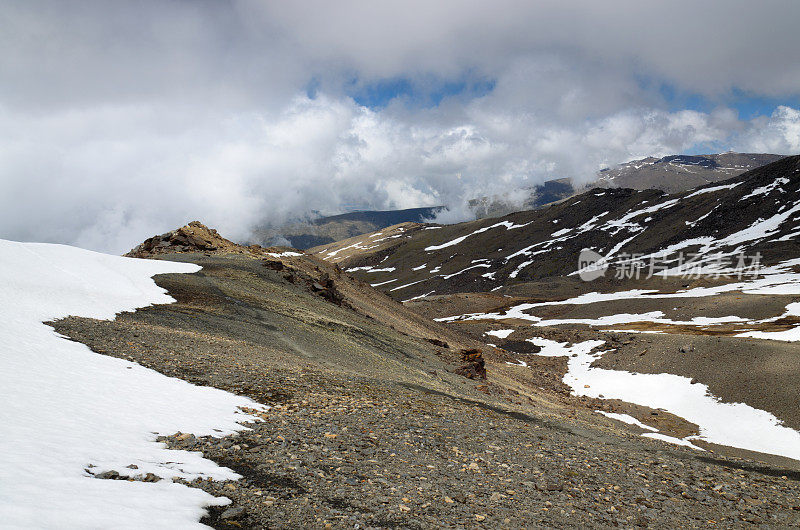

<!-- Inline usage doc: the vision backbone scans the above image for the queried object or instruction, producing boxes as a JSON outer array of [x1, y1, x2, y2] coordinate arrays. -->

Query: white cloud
[[735, 106, 800, 154], [1, 1, 799, 251], [2, 93, 797, 253]]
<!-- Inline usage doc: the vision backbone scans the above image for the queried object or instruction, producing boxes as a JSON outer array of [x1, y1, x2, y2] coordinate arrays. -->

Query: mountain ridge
[[256, 152, 782, 251], [310, 155, 800, 299], [596, 152, 784, 193]]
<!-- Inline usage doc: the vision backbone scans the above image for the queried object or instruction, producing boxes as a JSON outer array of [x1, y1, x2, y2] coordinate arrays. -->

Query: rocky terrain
[[48, 214, 800, 527]]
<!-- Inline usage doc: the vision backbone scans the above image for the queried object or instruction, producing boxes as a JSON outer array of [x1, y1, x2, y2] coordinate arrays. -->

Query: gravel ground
[[161, 368, 800, 529]]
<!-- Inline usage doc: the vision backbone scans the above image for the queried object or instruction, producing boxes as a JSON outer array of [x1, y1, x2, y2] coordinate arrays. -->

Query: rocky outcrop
[[454, 349, 486, 379], [125, 221, 255, 258]]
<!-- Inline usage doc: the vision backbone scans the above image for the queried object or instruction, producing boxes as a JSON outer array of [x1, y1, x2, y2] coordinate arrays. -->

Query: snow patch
[[0, 240, 264, 528], [597, 411, 658, 432], [424, 220, 531, 251], [740, 177, 790, 200], [528, 337, 800, 461], [485, 329, 515, 339], [683, 182, 741, 199]]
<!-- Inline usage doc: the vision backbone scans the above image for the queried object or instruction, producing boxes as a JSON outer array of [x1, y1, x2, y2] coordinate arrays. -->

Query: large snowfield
[[0, 240, 264, 528]]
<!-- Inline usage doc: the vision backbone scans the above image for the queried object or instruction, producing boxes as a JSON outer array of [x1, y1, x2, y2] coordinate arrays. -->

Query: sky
[[1, 0, 800, 252]]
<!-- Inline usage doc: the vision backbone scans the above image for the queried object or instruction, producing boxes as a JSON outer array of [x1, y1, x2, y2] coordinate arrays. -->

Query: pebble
[[220, 506, 245, 520]]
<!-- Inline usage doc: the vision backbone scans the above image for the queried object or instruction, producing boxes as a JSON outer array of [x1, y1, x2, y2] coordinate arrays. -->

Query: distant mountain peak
[[596, 152, 784, 193]]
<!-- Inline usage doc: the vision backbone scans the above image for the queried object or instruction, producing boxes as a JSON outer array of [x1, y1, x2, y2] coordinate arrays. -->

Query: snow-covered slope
[[0, 240, 263, 528]]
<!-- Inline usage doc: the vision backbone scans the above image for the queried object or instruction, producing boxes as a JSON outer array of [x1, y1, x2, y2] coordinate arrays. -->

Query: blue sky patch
[[657, 82, 799, 120], [346, 74, 495, 109]]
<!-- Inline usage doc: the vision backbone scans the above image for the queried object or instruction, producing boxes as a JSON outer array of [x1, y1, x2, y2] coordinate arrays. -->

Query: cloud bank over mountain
[[1, 1, 799, 252]]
